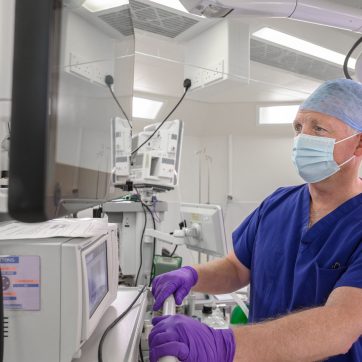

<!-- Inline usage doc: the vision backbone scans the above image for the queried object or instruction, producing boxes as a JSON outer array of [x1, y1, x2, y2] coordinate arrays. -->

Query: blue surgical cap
[[299, 79, 362, 132]]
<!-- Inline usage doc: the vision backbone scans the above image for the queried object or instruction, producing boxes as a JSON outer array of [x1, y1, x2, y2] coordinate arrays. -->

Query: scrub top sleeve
[[232, 207, 261, 269], [335, 246, 362, 290]]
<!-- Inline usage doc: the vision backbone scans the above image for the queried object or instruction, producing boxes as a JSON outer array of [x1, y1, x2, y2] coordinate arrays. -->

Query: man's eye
[[314, 126, 325, 132], [294, 124, 302, 132]]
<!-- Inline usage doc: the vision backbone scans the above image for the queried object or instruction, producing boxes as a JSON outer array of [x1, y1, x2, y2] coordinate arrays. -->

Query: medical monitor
[[80, 229, 118, 341], [180, 203, 228, 257], [9, 0, 134, 222], [130, 119, 184, 191], [0, 222, 118, 362], [85, 240, 109, 317]]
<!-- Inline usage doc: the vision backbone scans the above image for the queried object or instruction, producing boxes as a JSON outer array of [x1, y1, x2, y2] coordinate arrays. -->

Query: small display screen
[[85, 241, 109, 317]]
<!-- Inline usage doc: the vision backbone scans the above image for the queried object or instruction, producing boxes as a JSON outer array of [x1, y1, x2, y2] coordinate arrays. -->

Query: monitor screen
[[180, 203, 228, 257], [85, 240, 109, 317], [9, 0, 134, 221]]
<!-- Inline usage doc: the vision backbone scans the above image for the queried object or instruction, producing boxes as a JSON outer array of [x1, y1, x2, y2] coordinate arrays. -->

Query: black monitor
[[9, 0, 134, 222]]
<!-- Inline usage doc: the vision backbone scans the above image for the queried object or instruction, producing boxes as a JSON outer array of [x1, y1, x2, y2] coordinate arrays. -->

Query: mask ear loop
[[335, 133, 360, 144], [338, 155, 355, 168], [335, 133, 360, 167]]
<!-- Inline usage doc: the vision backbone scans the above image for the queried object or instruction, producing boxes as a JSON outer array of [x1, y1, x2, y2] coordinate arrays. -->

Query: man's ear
[[354, 134, 362, 156]]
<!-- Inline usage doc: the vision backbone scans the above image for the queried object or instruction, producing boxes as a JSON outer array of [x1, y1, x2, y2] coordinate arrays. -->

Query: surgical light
[[252, 27, 356, 69], [82, 0, 128, 12], [132, 97, 163, 120]]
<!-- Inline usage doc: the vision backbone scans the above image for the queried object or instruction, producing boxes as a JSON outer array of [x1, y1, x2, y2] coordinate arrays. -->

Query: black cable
[[104, 75, 132, 129], [97, 285, 147, 362], [141, 202, 157, 287], [139, 341, 144, 362], [0, 267, 4, 362], [170, 244, 178, 257], [343, 36, 362, 79], [131, 78, 191, 156], [134, 203, 147, 287]]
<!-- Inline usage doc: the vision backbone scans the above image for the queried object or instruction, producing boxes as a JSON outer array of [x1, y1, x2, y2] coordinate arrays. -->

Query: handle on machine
[[158, 295, 178, 362], [162, 295, 176, 316]]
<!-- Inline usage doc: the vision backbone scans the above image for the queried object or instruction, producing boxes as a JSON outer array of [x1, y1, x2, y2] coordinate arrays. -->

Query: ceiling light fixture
[[149, 0, 204, 17], [82, 0, 129, 13], [133, 97, 163, 120], [258, 104, 300, 125], [252, 27, 356, 69]]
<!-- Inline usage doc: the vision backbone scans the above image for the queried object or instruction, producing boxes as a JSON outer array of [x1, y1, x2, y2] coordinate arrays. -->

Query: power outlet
[[69, 52, 93, 80], [93, 65, 107, 86], [203, 60, 224, 85], [189, 68, 203, 89]]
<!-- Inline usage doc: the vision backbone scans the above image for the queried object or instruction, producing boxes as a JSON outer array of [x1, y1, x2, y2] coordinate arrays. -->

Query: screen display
[[85, 241, 109, 317]]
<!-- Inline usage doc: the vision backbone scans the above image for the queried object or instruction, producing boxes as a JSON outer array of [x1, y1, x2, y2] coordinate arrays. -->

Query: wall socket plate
[[69, 52, 93, 80]]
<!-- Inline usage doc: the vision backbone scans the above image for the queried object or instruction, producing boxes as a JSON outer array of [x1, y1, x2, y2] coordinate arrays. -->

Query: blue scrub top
[[233, 184, 362, 361]]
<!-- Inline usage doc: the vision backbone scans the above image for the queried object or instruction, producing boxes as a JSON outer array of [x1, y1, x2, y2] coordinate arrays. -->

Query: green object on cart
[[153, 255, 182, 277], [230, 305, 248, 325]]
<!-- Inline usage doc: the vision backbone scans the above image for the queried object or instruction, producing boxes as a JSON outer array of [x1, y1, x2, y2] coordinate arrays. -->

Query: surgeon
[[148, 78, 362, 362]]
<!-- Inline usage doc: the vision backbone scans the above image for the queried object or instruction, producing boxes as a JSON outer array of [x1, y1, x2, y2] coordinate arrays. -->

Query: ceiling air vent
[[98, 0, 199, 38], [98, 7, 134, 36], [250, 38, 347, 81], [130, 0, 198, 38]]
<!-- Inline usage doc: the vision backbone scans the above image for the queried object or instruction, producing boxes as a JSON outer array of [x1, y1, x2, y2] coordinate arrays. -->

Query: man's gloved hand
[[149, 314, 235, 362], [151, 266, 198, 311]]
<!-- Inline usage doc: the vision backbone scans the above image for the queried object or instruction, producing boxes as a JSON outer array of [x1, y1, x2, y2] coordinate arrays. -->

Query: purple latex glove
[[152, 266, 198, 311], [149, 314, 235, 362]]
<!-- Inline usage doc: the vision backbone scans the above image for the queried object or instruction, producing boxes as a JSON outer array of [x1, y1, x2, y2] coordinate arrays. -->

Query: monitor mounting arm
[[145, 222, 202, 245], [144, 228, 185, 246]]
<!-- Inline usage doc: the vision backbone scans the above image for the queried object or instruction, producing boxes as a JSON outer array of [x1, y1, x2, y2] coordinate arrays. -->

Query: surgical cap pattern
[[299, 79, 362, 132]]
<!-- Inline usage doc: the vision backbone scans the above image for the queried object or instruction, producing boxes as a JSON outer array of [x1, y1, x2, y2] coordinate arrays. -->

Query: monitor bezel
[[9, 0, 133, 222], [81, 234, 115, 341], [180, 203, 228, 257], [9, 0, 62, 222]]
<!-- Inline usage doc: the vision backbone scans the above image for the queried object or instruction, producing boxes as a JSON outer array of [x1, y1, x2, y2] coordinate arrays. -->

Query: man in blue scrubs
[[149, 79, 362, 362]]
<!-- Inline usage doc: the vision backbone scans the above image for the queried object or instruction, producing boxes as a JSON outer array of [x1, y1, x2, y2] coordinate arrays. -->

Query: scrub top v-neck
[[233, 184, 362, 361]]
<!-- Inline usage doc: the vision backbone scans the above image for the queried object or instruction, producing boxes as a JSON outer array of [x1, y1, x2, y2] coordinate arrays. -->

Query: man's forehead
[[294, 110, 355, 134], [295, 111, 342, 126]]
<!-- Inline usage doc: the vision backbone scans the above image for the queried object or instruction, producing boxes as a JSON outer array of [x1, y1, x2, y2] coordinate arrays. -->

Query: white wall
[[150, 98, 303, 265]]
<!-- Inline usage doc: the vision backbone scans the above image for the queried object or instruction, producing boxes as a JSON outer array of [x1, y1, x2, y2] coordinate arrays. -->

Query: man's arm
[[233, 286, 362, 361], [192, 251, 250, 294]]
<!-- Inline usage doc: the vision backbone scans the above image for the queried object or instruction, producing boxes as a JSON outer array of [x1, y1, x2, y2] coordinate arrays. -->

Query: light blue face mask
[[292, 133, 358, 183]]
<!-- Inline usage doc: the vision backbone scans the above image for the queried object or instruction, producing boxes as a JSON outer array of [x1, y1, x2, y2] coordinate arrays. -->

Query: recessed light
[[82, 0, 129, 13], [133, 97, 163, 120], [252, 27, 356, 69]]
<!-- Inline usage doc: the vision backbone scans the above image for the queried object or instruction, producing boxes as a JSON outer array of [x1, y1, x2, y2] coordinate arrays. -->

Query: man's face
[[293, 110, 361, 166]]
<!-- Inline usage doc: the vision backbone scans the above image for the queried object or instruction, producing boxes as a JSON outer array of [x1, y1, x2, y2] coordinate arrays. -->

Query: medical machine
[[180, 203, 228, 257], [104, 200, 168, 285], [0, 223, 118, 362], [145, 203, 228, 258], [8, 0, 134, 222], [130, 119, 184, 191], [111, 117, 132, 186]]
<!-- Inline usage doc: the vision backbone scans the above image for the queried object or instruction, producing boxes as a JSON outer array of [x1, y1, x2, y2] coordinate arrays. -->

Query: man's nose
[[300, 126, 313, 136]]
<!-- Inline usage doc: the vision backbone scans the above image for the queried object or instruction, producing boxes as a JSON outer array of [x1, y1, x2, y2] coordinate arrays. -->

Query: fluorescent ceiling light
[[149, 0, 187, 12], [82, 0, 128, 12], [133, 97, 163, 119], [258, 104, 300, 125], [252, 27, 356, 69], [149, 0, 204, 17]]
